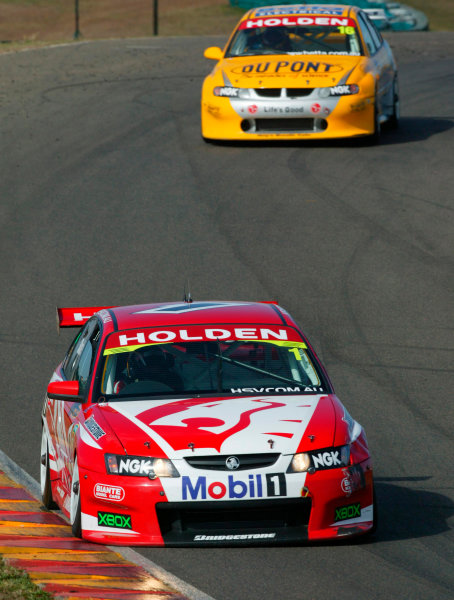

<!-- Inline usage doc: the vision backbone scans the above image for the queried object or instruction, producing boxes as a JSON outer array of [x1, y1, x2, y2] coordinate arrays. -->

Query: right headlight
[[287, 452, 311, 473]]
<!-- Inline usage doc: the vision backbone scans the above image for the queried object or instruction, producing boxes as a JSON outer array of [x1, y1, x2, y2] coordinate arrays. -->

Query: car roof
[[107, 301, 297, 331]]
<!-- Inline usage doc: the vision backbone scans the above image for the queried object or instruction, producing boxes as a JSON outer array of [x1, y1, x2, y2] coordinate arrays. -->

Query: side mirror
[[204, 46, 224, 61], [47, 380, 83, 401]]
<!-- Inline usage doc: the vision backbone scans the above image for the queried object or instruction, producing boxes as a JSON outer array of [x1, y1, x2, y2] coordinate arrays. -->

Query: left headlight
[[105, 454, 180, 478]]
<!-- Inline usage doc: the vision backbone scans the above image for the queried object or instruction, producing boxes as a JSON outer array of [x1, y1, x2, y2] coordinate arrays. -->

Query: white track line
[[0, 448, 216, 600]]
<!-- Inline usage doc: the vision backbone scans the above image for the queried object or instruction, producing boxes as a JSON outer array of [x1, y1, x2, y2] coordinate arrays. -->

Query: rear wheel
[[40, 428, 57, 509], [70, 456, 82, 538]]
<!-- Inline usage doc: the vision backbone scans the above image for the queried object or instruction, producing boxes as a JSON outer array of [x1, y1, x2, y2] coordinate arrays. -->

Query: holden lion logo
[[226, 456, 240, 470]]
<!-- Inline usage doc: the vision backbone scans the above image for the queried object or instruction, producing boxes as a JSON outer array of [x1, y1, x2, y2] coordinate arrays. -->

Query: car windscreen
[[225, 19, 363, 57], [98, 330, 328, 399]]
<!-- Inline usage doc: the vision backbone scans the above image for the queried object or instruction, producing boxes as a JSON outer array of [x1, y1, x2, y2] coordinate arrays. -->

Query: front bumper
[[78, 458, 374, 546], [201, 89, 375, 141]]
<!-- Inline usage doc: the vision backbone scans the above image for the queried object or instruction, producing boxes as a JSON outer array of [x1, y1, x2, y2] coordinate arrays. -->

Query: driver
[[114, 346, 183, 393], [262, 26, 291, 51]]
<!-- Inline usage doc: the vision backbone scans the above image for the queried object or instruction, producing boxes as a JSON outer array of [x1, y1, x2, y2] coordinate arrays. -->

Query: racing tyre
[[369, 98, 381, 144], [40, 428, 57, 509], [371, 485, 378, 535], [387, 79, 400, 130], [363, 484, 378, 540], [70, 456, 82, 538]]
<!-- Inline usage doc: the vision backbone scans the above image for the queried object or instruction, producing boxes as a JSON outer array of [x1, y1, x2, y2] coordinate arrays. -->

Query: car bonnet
[[219, 54, 364, 89], [97, 394, 337, 459]]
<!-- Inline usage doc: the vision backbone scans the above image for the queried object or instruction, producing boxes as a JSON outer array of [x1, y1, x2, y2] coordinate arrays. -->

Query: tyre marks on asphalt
[[0, 470, 187, 600]]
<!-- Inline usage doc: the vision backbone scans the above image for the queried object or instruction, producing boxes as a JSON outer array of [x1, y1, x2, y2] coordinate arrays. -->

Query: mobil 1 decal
[[181, 472, 287, 501]]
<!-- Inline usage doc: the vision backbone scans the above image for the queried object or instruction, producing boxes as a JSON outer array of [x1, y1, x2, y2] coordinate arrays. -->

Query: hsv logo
[[248, 105, 258, 114], [94, 484, 125, 502], [226, 456, 240, 470], [182, 473, 287, 500]]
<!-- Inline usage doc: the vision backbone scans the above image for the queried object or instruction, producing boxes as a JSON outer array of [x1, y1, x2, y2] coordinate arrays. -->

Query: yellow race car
[[201, 4, 399, 142]]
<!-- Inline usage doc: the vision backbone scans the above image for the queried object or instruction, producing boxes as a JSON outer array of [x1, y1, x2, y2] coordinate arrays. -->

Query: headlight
[[105, 454, 179, 478], [287, 452, 311, 473], [318, 87, 331, 98]]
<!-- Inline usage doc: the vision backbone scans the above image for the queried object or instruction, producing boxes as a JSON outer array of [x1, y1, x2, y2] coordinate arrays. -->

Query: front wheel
[[369, 97, 381, 144], [387, 79, 400, 130], [70, 456, 82, 538], [366, 485, 378, 538], [40, 428, 57, 509]]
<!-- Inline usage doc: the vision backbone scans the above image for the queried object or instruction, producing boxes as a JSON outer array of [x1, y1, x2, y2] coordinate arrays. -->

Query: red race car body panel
[[41, 301, 375, 545]]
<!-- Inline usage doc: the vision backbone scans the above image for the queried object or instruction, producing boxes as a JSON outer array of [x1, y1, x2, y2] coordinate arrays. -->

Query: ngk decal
[[182, 473, 287, 501], [311, 450, 341, 469], [94, 484, 125, 502]]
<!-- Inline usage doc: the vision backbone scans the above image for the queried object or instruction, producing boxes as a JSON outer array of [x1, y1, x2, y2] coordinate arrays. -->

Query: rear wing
[[56, 306, 115, 328]]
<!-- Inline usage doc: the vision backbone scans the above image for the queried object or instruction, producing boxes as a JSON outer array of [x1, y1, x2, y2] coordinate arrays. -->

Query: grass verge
[[0, 556, 52, 600]]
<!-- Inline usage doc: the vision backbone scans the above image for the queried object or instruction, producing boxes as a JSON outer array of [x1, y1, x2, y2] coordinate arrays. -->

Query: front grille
[[185, 453, 280, 471], [286, 88, 314, 97], [255, 89, 281, 98], [253, 88, 314, 98], [156, 498, 311, 544]]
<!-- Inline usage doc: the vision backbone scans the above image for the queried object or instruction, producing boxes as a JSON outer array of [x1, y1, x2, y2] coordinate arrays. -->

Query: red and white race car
[[41, 300, 376, 545]]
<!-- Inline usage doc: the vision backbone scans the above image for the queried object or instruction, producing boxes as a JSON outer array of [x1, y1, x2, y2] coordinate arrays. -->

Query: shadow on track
[[202, 117, 454, 149], [373, 477, 454, 542]]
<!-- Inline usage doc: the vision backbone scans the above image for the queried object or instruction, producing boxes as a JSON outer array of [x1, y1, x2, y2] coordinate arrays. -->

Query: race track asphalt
[[0, 31, 453, 600]]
